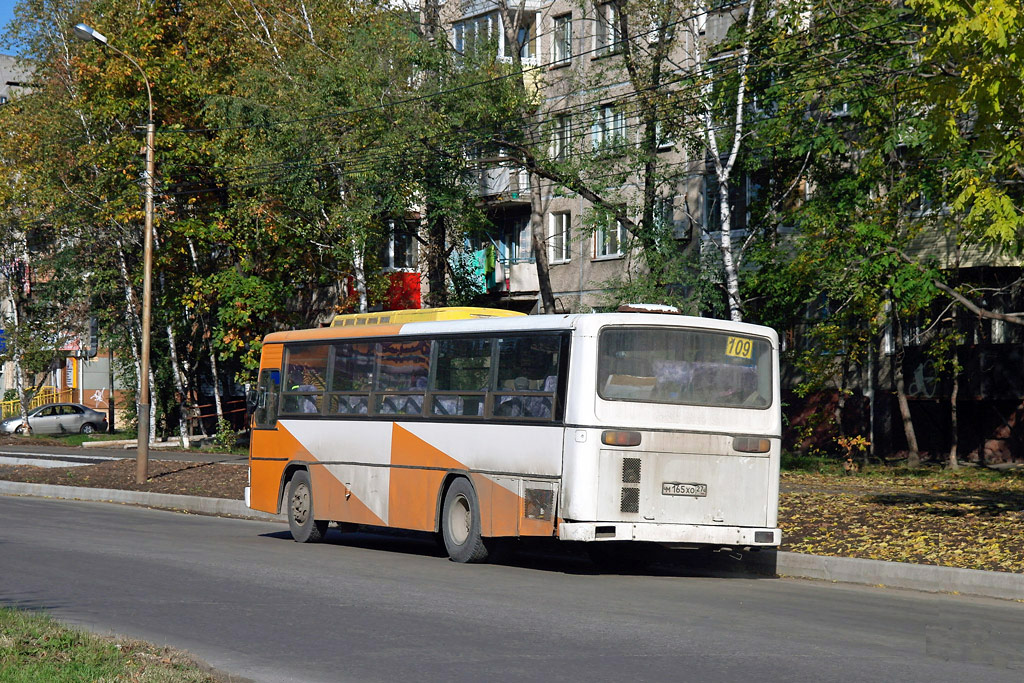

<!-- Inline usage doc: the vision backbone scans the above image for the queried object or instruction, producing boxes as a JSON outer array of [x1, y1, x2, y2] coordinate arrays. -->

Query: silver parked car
[[0, 403, 108, 435]]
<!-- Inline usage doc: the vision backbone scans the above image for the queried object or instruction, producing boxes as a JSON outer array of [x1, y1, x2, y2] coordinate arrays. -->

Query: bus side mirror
[[246, 389, 260, 410]]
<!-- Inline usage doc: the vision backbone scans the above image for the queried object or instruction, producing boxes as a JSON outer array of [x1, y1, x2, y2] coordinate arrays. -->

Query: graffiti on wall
[[90, 388, 108, 409]]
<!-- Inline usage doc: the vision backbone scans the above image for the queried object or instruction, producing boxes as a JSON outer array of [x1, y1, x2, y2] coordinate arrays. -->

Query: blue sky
[[0, 0, 16, 53], [0, 1, 13, 29]]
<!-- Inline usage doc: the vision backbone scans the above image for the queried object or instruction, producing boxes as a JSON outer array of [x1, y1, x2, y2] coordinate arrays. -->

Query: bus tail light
[[733, 437, 771, 453], [602, 430, 642, 446]]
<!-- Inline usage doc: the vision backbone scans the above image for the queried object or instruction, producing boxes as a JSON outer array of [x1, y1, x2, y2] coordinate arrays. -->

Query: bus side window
[[431, 337, 492, 418], [493, 335, 562, 420], [329, 342, 374, 415], [254, 369, 281, 428], [373, 339, 430, 416], [281, 344, 329, 415]]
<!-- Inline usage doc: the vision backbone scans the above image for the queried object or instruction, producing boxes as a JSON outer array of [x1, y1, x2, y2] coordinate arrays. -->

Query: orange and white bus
[[246, 307, 781, 562]]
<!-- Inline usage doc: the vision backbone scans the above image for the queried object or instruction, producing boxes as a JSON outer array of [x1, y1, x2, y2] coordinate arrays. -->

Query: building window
[[454, 13, 497, 56], [553, 114, 571, 161], [381, 220, 417, 270], [594, 219, 626, 258], [592, 104, 626, 150], [653, 195, 688, 241], [655, 120, 673, 151], [456, 12, 538, 62], [595, 2, 622, 55], [505, 12, 539, 61], [550, 212, 572, 263], [553, 13, 573, 64]]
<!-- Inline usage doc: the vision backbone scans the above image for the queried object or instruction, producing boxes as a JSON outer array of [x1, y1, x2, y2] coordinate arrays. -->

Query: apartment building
[[441, 1, 735, 313], [433, 4, 1024, 464]]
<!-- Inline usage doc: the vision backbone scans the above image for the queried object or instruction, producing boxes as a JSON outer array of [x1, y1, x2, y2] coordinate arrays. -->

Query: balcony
[[475, 163, 531, 203]]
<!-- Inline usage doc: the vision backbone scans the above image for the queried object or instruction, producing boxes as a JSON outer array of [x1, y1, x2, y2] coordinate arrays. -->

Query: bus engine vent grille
[[622, 458, 641, 484], [620, 487, 640, 513]]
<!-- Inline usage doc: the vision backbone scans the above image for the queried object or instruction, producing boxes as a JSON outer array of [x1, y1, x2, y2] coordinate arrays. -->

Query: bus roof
[[262, 312, 778, 346], [329, 307, 524, 328]]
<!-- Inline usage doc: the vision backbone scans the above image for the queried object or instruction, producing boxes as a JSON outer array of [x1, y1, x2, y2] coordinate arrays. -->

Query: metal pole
[[136, 120, 155, 484], [108, 345, 115, 434], [72, 26, 156, 468]]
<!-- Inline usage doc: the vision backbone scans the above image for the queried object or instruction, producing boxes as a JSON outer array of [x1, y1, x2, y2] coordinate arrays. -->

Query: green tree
[[910, 0, 1024, 250]]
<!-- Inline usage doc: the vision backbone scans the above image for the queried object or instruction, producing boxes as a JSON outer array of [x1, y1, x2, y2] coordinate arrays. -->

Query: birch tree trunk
[[116, 241, 147, 438], [208, 349, 224, 426], [718, 176, 744, 322], [152, 226, 190, 446], [186, 238, 224, 424], [351, 238, 369, 313], [148, 366, 157, 444], [6, 272, 29, 432], [697, 0, 758, 323]]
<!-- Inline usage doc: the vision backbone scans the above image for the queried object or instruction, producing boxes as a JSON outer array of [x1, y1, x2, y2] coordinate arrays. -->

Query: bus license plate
[[662, 482, 708, 497]]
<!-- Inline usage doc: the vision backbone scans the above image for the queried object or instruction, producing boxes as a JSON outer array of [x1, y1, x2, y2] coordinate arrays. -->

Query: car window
[[38, 407, 56, 417], [67, 405, 84, 414]]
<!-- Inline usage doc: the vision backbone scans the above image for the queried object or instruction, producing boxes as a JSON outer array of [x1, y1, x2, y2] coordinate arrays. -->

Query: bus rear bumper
[[558, 522, 781, 547]]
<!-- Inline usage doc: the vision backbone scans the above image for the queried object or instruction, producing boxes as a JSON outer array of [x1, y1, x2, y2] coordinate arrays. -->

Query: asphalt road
[[1, 496, 1022, 683]]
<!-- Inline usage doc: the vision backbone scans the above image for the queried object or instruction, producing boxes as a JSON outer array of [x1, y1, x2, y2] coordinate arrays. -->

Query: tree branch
[[886, 247, 1024, 324]]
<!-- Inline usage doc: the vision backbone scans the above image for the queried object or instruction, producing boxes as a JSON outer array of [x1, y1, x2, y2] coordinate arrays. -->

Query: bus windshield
[[597, 326, 772, 409]]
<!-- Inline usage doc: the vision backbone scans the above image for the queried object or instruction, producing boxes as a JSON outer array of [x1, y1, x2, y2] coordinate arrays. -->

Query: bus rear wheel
[[441, 478, 489, 563], [287, 470, 328, 543]]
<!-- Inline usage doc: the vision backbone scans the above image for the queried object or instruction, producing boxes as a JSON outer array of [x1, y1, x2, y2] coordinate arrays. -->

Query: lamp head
[[73, 23, 108, 45]]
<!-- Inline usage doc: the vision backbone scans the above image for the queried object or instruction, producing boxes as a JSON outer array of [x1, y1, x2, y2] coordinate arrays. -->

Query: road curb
[[730, 549, 1024, 602], [2, 480, 1020, 600], [0, 480, 282, 522]]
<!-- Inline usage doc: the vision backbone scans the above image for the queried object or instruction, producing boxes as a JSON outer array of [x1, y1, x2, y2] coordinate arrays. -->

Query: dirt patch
[[0, 459, 247, 500], [779, 472, 1024, 574], [0, 434, 76, 447]]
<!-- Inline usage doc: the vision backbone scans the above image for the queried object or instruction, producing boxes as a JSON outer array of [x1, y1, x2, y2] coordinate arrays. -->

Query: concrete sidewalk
[[2, 480, 1021, 602]]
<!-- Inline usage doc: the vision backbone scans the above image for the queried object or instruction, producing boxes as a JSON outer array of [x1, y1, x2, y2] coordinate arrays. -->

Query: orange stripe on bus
[[388, 424, 465, 531], [248, 424, 316, 513], [471, 473, 523, 537], [253, 420, 555, 538], [310, 466, 387, 527]]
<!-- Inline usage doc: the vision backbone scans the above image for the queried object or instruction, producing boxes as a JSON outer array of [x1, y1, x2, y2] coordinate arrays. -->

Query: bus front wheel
[[287, 470, 328, 543], [441, 478, 489, 563]]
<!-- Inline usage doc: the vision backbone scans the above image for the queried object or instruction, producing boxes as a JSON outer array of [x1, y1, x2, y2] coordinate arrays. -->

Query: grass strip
[[0, 607, 222, 682]]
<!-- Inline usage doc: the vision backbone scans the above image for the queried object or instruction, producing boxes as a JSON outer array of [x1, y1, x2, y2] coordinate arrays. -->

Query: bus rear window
[[598, 327, 772, 408]]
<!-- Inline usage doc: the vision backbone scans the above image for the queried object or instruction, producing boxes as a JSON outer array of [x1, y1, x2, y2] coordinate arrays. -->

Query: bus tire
[[441, 478, 489, 563], [287, 470, 328, 543]]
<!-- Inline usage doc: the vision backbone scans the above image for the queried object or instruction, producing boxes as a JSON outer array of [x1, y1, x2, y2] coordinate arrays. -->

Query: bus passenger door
[[253, 369, 281, 428], [249, 367, 283, 513]]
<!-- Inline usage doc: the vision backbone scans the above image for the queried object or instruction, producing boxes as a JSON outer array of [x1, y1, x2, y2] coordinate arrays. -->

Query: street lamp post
[[74, 23, 155, 484]]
